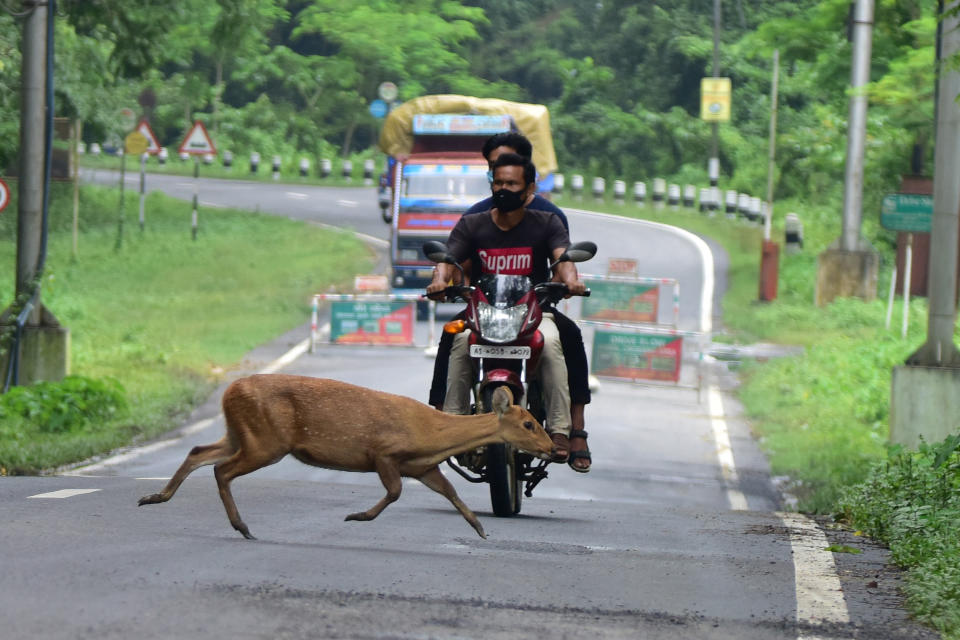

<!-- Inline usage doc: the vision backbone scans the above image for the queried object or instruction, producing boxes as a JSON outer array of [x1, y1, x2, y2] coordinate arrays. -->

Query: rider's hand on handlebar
[[564, 279, 588, 298]]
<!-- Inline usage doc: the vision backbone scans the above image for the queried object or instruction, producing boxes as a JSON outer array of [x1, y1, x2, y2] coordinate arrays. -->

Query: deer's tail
[[137, 437, 235, 506]]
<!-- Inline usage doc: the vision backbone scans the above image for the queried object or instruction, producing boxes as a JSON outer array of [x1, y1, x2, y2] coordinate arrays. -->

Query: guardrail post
[[310, 295, 319, 353], [250, 152, 260, 174], [553, 173, 565, 194], [342, 160, 353, 181], [633, 181, 646, 205]]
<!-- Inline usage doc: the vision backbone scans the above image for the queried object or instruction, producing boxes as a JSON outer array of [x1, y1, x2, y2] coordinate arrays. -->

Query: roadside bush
[[0, 375, 128, 435], [838, 435, 960, 639]]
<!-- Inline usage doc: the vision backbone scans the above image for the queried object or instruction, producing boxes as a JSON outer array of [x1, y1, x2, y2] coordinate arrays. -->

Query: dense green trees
[[0, 0, 945, 205]]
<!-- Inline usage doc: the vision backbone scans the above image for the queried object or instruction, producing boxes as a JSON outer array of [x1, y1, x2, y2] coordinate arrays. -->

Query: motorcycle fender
[[478, 372, 524, 407]]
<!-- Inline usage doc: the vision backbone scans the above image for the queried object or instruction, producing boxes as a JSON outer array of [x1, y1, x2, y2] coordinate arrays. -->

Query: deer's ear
[[492, 386, 514, 417]]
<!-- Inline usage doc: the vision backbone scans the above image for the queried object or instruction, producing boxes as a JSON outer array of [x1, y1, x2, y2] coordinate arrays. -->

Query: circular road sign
[[369, 99, 389, 119], [0, 177, 10, 213], [125, 131, 149, 155], [378, 81, 398, 102]]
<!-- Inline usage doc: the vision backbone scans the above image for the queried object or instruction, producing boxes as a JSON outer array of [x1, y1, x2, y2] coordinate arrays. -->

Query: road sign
[[591, 328, 683, 383], [881, 193, 932, 233], [0, 177, 9, 213], [369, 99, 388, 119], [701, 77, 731, 122], [178, 120, 217, 156], [330, 301, 414, 345], [119, 107, 136, 130], [136, 119, 161, 155], [124, 131, 148, 156], [378, 81, 398, 102]]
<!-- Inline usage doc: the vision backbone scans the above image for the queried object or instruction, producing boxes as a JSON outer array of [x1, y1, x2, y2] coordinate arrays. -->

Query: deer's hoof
[[138, 494, 161, 506]]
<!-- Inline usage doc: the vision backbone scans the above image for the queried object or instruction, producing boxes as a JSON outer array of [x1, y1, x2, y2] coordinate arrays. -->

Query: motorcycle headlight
[[477, 302, 527, 343]]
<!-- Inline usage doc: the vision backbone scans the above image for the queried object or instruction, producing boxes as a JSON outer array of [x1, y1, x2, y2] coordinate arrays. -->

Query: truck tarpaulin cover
[[378, 95, 558, 175]]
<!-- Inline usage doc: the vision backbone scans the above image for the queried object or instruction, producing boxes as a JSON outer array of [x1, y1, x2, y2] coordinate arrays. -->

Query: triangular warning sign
[[178, 120, 217, 156], [136, 119, 161, 155]]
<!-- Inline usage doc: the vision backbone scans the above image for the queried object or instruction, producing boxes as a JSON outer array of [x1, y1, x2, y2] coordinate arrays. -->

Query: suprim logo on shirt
[[478, 247, 533, 275]]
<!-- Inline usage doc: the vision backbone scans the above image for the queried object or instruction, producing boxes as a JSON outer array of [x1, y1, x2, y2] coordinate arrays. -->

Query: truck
[[377, 95, 558, 304]]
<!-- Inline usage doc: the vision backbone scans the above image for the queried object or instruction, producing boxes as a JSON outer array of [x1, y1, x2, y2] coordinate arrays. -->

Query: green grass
[[0, 181, 372, 473]]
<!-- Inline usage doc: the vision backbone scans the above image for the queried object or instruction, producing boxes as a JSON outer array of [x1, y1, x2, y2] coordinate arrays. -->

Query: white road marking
[[708, 385, 748, 510], [778, 511, 851, 634], [285, 191, 308, 200], [63, 339, 311, 475], [199, 200, 227, 208], [336, 199, 358, 207], [136, 477, 171, 481], [28, 489, 101, 499]]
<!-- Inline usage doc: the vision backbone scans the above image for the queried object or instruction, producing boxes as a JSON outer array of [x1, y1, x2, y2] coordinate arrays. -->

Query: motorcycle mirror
[[565, 241, 598, 263], [422, 241, 454, 264], [549, 241, 597, 270]]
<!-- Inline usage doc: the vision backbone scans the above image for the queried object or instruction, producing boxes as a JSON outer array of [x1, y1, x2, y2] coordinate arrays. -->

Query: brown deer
[[138, 375, 554, 539]]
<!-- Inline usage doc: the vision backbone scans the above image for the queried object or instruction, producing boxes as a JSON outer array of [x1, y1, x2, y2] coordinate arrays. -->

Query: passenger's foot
[[568, 429, 591, 473], [549, 432, 570, 462]]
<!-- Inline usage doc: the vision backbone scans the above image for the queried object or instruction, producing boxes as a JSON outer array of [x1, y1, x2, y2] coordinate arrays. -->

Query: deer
[[138, 375, 555, 540]]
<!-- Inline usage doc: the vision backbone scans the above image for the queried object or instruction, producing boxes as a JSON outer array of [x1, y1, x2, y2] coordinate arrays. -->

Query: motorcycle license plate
[[470, 344, 531, 359]]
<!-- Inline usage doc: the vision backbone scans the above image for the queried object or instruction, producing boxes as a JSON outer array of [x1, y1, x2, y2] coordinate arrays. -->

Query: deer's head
[[491, 386, 555, 460]]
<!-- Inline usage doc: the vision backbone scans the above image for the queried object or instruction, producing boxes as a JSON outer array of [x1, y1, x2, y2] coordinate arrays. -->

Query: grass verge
[[0, 181, 372, 473]]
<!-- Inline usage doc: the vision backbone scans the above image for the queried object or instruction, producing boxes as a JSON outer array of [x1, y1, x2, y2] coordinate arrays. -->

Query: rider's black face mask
[[492, 186, 527, 213]]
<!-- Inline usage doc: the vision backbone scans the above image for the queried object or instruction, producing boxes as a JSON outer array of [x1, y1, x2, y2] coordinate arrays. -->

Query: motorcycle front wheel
[[483, 385, 523, 516]]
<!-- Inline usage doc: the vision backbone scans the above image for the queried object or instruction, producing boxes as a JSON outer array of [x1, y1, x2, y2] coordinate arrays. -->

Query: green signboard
[[582, 279, 659, 324], [330, 301, 414, 345], [591, 329, 682, 382], [881, 193, 932, 233]]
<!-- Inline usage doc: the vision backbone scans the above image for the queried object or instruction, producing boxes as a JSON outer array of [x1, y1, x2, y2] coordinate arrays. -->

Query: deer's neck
[[415, 412, 503, 465]]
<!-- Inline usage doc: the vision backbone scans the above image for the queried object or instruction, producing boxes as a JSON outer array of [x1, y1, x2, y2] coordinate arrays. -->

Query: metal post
[[885, 265, 897, 330], [72, 118, 80, 259], [902, 233, 913, 339], [115, 151, 125, 249], [907, 0, 960, 365], [764, 50, 780, 242], [15, 0, 47, 325], [138, 153, 146, 231], [191, 157, 199, 240], [840, 0, 874, 251], [709, 0, 721, 189]]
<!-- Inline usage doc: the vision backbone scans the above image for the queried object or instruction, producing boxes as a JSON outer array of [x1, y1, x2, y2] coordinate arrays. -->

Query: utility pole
[[15, 0, 47, 325], [814, 0, 879, 306], [708, 0, 721, 192], [890, 0, 960, 448], [2, 0, 68, 389]]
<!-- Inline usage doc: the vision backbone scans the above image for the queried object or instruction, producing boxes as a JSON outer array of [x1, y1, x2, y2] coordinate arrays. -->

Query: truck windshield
[[402, 173, 490, 200]]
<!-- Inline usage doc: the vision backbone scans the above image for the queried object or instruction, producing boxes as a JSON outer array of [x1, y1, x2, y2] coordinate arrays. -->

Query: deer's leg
[[138, 438, 233, 506], [345, 457, 402, 522], [213, 450, 273, 540], [417, 466, 486, 539]]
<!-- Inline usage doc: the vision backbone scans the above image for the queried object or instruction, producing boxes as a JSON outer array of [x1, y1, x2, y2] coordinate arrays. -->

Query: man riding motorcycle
[[426, 153, 586, 453]]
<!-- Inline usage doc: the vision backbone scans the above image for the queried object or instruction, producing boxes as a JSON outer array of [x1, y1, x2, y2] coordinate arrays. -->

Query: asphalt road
[[0, 171, 938, 639]]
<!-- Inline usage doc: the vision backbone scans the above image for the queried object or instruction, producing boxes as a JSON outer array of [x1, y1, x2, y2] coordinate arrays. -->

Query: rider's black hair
[[491, 152, 536, 187], [481, 132, 533, 161]]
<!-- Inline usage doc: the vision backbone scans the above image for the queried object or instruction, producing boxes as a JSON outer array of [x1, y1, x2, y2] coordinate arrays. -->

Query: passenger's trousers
[[442, 313, 572, 436]]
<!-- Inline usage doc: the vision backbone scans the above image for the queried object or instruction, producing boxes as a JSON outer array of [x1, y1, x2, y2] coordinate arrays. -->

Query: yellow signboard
[[701, 77, 732, 122], [124, 130, 148, 155]]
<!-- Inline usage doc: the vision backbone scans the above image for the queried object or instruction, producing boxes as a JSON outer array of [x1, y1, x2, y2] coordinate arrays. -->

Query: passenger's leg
[[442, 330, 473, 415], [429, 329, 456, 410], [537, 314, 571, 436]]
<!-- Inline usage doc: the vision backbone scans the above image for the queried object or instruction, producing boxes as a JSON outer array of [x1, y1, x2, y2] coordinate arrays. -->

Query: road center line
[[336, 199, 358, 207], [28, 489, 101, 499]]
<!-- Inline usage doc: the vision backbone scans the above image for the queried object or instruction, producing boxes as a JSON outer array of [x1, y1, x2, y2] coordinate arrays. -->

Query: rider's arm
[[552, 247, 587, 296]]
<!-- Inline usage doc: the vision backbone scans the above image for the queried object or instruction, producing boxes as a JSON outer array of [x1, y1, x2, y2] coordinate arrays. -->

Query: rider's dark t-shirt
[[464, 194, 568, 231], [446, 207, 570, 286]]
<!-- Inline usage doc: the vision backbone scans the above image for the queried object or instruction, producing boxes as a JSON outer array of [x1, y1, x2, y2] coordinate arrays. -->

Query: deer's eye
[[524, 421, 535, 431]]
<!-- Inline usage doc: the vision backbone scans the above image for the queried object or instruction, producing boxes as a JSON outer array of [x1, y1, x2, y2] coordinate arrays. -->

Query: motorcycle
[[423, 239, 596, 516]]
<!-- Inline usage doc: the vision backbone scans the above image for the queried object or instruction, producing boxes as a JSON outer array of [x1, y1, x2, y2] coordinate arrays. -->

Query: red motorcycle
[[423, 240, 596, 516]]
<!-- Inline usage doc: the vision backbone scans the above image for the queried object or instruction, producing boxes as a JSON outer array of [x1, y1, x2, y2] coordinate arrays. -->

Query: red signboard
[[397, 212, 461, 232]]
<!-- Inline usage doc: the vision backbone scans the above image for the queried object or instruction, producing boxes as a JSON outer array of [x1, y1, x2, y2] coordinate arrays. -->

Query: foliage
[[0, 376, 127, 435], [839, 436, 960, 638]]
